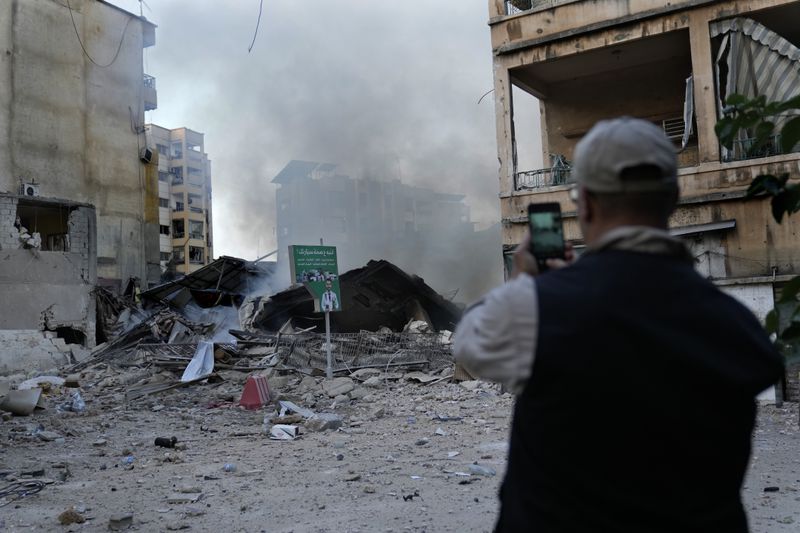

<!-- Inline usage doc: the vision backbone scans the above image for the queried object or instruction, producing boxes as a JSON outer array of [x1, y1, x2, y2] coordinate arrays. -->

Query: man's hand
[[510, 230, 575, 279]]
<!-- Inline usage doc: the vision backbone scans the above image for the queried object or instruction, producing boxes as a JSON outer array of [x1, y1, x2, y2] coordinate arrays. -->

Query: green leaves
[[715, 94, 800, 365], [780, 116, 800, 153]]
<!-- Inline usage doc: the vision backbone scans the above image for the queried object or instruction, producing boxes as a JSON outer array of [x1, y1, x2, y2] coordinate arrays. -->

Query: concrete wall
[[0, 194, 96, 374], [0, 0, 156, 290]]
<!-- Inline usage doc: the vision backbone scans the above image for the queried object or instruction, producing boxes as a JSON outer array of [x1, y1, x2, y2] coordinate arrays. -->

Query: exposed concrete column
[[689, 13, 721, 164], [493, 60, 514, 196], [0, 1, 15, 188]]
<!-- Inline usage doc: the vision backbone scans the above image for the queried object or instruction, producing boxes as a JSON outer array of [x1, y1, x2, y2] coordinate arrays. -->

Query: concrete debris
[[108, 514, 133, 530], [268, 424, 299, 440], [323, 377, 355, 398], [278, 400, 315, 419], [305, 413, 344, 432]]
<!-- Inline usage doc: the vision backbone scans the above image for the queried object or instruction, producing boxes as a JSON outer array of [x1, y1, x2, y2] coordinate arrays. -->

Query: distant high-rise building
[[146, 125, 214, 275], [272, 160, 474, 267]]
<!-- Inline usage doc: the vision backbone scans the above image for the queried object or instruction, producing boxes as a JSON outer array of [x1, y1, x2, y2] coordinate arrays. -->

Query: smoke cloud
[[120, 0, 505, 299]]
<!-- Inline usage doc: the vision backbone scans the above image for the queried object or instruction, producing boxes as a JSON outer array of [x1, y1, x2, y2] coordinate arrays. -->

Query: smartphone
[[527, 202, 566, 272]]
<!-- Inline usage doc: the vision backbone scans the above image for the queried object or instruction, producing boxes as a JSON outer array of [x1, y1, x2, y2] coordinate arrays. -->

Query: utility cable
[[0, 480, 46, 507], [66, 0, 134, 68], [248, 0, 264, 53]]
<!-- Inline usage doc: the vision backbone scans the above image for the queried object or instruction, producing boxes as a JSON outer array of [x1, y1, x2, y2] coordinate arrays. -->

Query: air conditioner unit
[[140, 147, 154, 164], [19, 182, 40, 197]]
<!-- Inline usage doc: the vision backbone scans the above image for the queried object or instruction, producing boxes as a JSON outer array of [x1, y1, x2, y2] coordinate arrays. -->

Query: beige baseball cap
[[572, 117, 679, 193]]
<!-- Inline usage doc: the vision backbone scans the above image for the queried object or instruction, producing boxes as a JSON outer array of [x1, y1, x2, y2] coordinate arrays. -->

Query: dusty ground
[[0, 369, 798, 532]]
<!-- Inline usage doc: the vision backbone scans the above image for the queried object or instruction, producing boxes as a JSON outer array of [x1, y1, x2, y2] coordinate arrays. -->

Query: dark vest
[[496, 250, 783, 533]]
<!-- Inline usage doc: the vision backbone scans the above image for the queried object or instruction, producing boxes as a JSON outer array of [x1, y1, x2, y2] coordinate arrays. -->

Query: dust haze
[[129, 0, 511, 300]]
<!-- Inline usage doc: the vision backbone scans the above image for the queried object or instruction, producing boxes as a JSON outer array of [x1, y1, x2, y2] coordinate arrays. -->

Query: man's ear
[[578, 188, 594, 225]]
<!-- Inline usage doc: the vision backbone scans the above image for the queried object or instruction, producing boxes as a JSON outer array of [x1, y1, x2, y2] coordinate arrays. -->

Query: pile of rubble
[[1, 257, 469, 420]]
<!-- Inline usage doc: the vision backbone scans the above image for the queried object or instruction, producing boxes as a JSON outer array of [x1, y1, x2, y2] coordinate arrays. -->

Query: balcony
[[722, 135, 784, 163], [173, 203, 184, 212], [190, 206, 203, 214], [504, 0, 571, 16], [143, 74, 157, 111], [514, 165, 573, 191]]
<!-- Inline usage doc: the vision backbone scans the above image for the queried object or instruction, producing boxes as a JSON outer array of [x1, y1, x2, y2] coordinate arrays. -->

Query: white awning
[[670, 219, 736, 237]]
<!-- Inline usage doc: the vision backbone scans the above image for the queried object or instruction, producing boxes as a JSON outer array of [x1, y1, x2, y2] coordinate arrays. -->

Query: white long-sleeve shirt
[[453, 226, 689, 394], [453, 273, 538, 394]]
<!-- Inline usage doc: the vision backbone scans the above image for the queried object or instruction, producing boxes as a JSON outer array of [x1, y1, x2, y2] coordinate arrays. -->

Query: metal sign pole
[[325, 311, 333, 379]]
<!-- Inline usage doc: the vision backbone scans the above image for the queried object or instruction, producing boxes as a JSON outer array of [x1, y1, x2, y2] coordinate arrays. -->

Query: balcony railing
[[721, 134, 784, 163], [514, 166, 573, 190], [190, 206, 203, 214], [505, 0, 560, 15], [173, 231, 185, 239], [143, 74, 157, 111]]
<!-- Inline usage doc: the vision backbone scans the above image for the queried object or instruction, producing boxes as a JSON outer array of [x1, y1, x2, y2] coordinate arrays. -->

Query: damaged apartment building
[[491, 0, 800, 397], [0, 0, 159, 372]]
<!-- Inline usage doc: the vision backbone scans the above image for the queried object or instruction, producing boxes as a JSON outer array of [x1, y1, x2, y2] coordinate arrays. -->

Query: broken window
[[172, 219, 185, 238], [173, 193, 184, 212], [158, 171, 169, 182], [156, 143, 168, 156], [159, 225, 170, 236], [171, 141, 183, 159], [159, 252, 171, 262], [188, 194, 203, 213], [170, 167, 183, 185], [189, 220, 203, 240], [158, 197, 169, 208], [14, 200, 70, 251], [173, 246, 185, 262], [189, 246, 204, 264]]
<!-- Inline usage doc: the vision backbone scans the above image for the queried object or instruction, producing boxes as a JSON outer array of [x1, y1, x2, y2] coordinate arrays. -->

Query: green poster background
[[288, 245, 341, 313]]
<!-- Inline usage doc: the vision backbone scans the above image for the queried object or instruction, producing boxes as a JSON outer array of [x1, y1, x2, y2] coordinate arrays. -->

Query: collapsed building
[[65, 255, 462, 380]]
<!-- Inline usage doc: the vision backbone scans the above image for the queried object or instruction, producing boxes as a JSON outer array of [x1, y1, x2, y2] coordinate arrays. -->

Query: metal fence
[[137, 332, 454, 376], [722, 135, 783, 162], [514, 166, 573, 190], [249, 331, 454, 374]]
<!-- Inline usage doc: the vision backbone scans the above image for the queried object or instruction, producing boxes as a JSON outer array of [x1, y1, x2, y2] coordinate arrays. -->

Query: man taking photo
[[454, 117, 783, 532]]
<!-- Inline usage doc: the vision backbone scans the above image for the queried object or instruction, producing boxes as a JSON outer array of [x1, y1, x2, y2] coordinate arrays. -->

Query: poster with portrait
[[288, 245, 341, 313]]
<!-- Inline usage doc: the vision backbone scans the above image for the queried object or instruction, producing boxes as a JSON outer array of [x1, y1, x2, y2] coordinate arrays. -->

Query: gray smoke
[[131, 0, 505, 300]]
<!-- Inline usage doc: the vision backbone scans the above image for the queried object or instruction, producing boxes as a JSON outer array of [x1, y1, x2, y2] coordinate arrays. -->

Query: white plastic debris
[[269, 424, 299, 440], [181, 341, 214, 382]]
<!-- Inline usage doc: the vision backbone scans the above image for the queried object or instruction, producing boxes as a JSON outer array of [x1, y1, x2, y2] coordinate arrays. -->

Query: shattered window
[[15, 201, 70, 252], [171, 141, 183, 159], [173, 246, 185, 262], [158, 171, 169, 182], [188, 246, 204, 264], [189, 220, 203, 239], [159, 225, 170, 235], [170, 167, 183, 184], [172, 219, 185, 238]]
